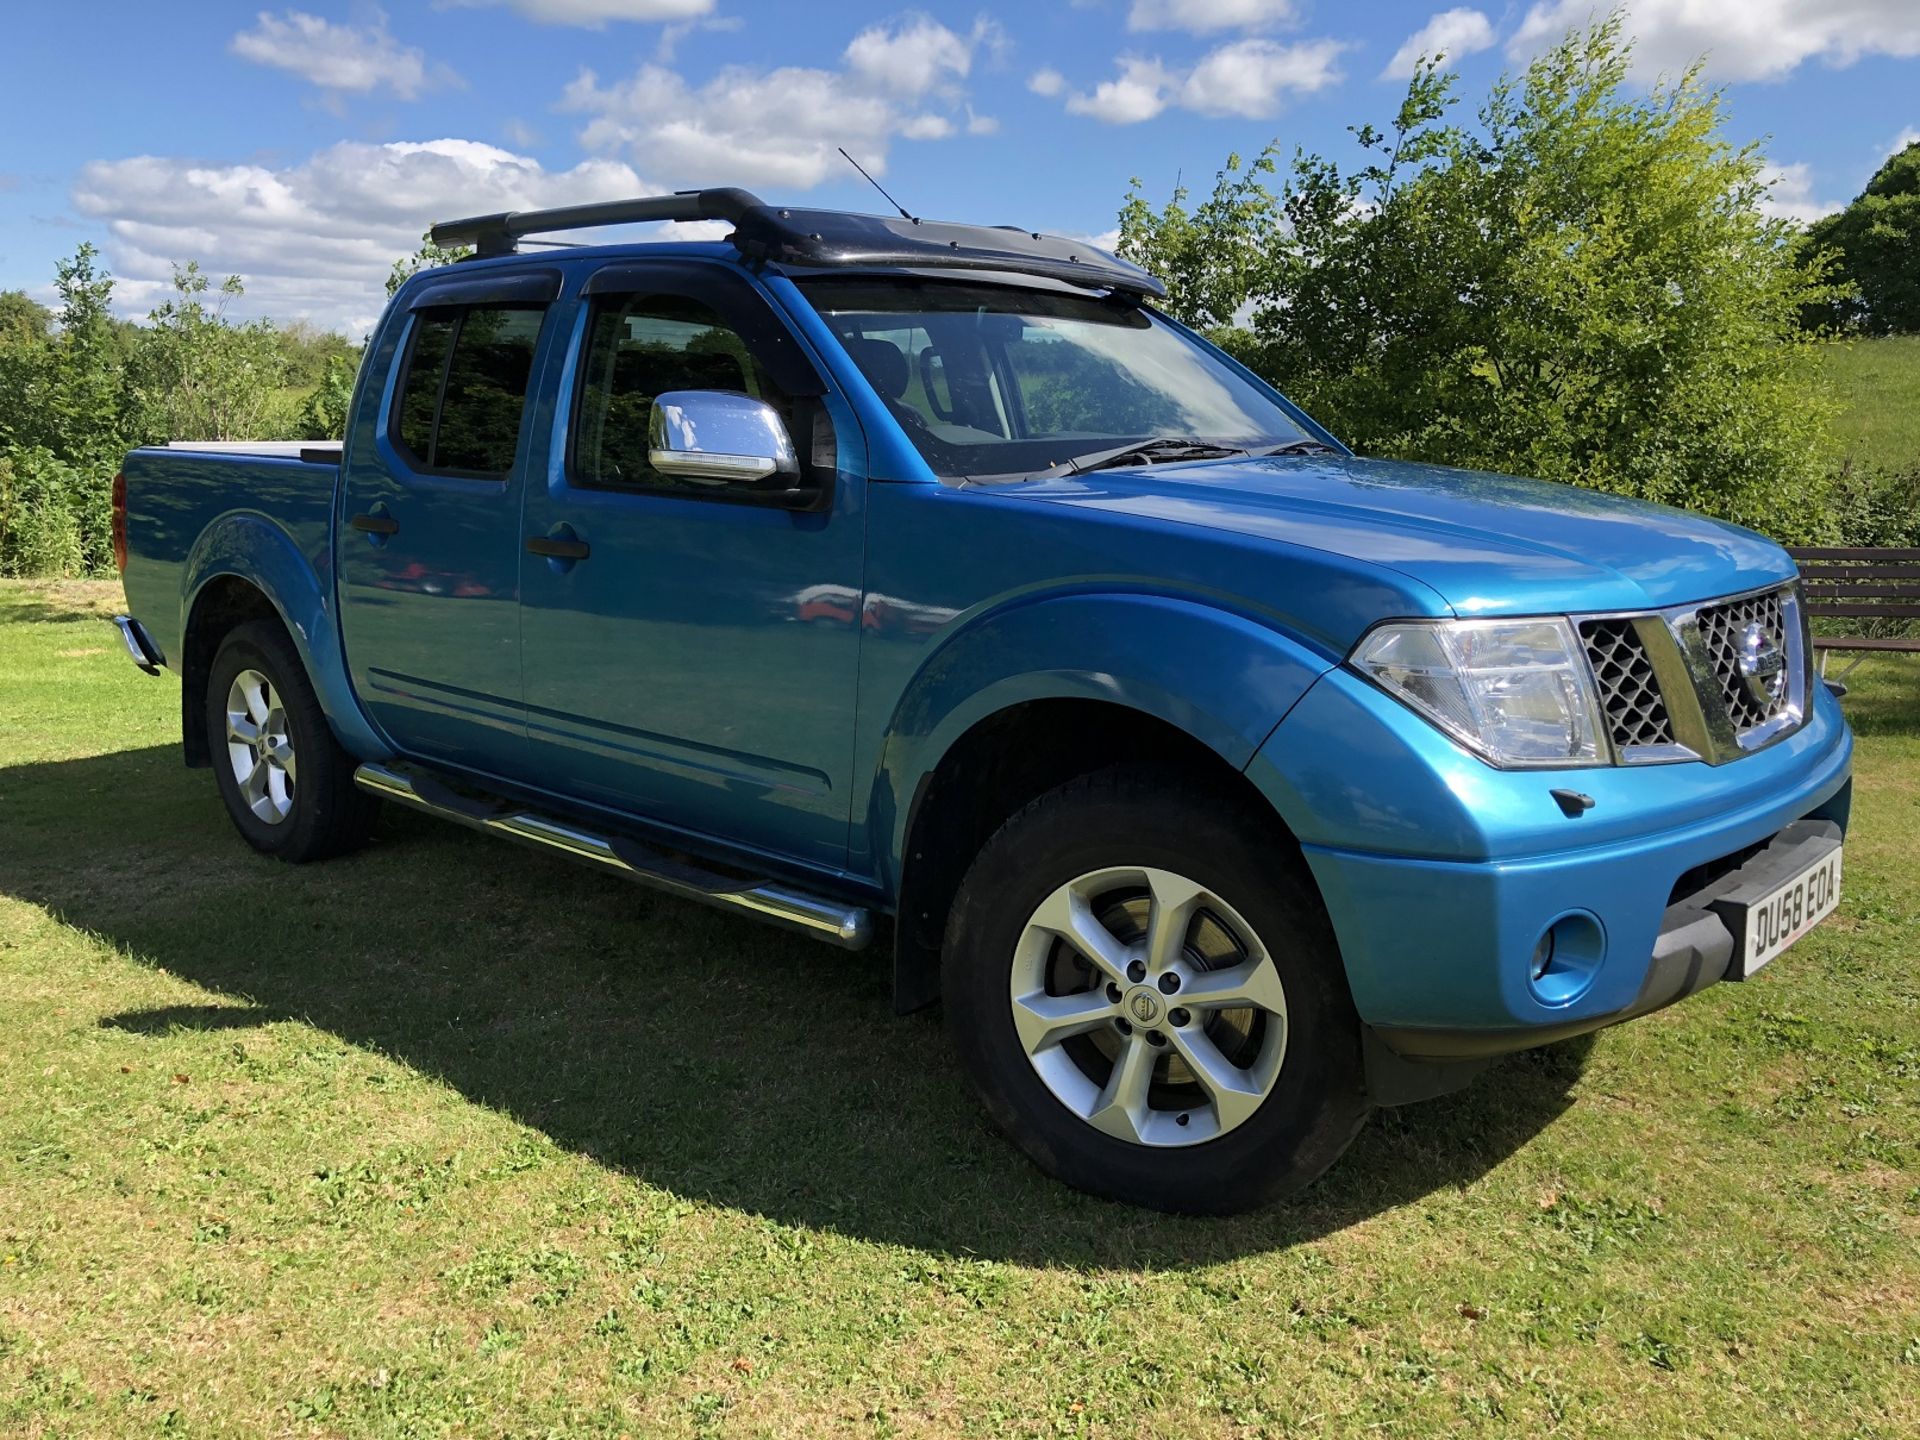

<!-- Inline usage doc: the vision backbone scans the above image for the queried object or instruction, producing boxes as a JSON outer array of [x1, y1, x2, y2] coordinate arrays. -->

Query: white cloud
[[1758, 162, 1842, 224], [1028, 66, 1066, 97], [1127, 0, 1298, 34], [1382, 7, 1496, 79], [1066, 57, 1176, 124], [566, 64, 895, 187], [71, 139, 645, 333], [1891, 127, 1920, 155], [564, 17, 996, 188], [1510, 0, 1920, 82], [229, 9, 443, 97], [1180, 37, 1345, 117], [443, 0, 713, 26], [965, 107, 999, 135], [901, 113, 955, 140], [1060, 39, 1346, 123], [844, 14, 999, 97]]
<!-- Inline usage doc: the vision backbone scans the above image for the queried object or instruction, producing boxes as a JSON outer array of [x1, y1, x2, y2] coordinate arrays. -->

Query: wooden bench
[[1786, 546, 1920, 680]]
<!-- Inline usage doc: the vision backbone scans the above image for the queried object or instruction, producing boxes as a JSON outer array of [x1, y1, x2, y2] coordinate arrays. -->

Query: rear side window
[[392, 305, 546, 477]]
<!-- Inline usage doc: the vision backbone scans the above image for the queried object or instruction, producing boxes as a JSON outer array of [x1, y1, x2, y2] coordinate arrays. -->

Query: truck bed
[[119, 443, 343, 671]]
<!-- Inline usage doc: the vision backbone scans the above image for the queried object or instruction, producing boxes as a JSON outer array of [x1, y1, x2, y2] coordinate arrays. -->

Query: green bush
[[1118, 13, 1838, 543], [1829, 465, 1920, 549], [0, 449, 93, 578]]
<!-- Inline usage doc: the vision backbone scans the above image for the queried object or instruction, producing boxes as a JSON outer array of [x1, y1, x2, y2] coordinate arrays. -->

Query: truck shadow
[[3, 743, 1590, 1268]]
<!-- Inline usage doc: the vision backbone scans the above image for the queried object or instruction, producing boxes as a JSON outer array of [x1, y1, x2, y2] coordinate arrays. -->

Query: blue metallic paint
[[1286, 693, 1853, 1033], [119, 450, 389, 760], [115, 237, 1855, 1049], [335, 295, 548, 774], [516, 260, 868, 866]]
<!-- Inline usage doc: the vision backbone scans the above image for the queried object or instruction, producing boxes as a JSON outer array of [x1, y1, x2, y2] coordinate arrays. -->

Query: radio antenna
[[838, 148, 917, 222]]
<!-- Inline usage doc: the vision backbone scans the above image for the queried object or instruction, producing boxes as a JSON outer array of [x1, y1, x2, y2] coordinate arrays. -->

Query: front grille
[[1695, 588, 1791, 731], [1578, 618, 1675, 749]]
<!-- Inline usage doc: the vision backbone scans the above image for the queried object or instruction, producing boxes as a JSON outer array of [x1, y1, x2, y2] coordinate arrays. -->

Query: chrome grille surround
[[1575, 582, 1808, 766]]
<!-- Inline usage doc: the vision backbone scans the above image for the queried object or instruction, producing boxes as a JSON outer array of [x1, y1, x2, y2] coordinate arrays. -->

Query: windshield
[[795, 277, 1317, 479]]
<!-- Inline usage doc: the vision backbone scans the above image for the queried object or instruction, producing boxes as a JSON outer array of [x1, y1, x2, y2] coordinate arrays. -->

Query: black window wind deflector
[[405, 268, 562, 310], [425, 187, 1166, 299]]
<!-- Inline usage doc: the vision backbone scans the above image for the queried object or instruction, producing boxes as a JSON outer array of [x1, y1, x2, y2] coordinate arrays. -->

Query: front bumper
[[1249, 662, 1854, 1070], [1369, 816, 1844, 1061]]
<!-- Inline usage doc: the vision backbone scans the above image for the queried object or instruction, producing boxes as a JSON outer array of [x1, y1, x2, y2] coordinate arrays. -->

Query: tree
[[387, 231, 473, 297], [299, 351, 358, 440], [1118, 13, 1836, 541], [0, 290, 50, 346], [1801, 142, 1920, 334], [127, 262, 291, 443], [46, 243, 134, 472]]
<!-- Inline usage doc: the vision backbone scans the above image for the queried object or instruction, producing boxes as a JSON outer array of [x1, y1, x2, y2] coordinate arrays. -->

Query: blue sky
[[2, 0, 1916, 333]]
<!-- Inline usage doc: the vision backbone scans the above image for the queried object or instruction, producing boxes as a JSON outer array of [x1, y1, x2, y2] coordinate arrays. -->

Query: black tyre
[[205, 620, 377, 863], [943, 768, 1370, 1214]]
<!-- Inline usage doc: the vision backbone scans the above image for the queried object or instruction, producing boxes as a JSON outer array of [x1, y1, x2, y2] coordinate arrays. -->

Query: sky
[[2, 0, 1916, 335]]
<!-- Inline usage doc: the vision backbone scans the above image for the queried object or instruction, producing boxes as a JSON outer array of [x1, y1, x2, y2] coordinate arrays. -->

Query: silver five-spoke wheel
[[224, 668, 296, 825], [1010, 865, 1289, 1147]]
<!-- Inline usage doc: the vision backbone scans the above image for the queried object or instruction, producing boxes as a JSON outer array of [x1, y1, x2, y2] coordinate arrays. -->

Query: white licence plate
[[1732, 845, 1842, 978]]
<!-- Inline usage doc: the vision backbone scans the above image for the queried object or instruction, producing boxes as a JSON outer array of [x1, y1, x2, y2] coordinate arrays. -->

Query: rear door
[[516, 260, 867, 868], [338, 270, 557, 773]]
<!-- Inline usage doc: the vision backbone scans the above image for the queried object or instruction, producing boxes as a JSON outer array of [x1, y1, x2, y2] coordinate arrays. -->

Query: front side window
[[571, 293, 794, 492], [797, 278, 1314, 479], [392, 305, 546, 477]]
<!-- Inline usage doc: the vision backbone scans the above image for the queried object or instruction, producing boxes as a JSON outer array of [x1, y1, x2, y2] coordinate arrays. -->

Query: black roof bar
[[425, 187, 1166, 299], [428, 187, 765, 258]]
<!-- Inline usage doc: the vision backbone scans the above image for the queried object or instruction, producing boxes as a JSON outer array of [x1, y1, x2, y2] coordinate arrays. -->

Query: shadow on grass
[[8, 743, 1590, 1267]]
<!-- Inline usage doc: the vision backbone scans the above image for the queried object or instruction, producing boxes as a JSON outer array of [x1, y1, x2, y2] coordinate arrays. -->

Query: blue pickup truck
[[112, 187, 1853, 1212]]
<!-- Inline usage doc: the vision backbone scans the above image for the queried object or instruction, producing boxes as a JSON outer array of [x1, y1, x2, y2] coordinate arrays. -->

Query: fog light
[[1527, 912, 1605, 1006]]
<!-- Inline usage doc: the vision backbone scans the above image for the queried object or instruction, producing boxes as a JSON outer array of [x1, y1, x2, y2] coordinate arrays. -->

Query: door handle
[[526, 535, 590, 560], [350, 513, 399, 536]]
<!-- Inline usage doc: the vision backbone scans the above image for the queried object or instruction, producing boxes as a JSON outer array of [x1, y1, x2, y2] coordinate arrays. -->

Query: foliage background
[[1, 17, 1916, 577]]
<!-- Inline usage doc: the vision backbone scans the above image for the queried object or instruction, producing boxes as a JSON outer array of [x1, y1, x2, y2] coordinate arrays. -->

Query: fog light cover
[[1528, 913, 1605, 1006]]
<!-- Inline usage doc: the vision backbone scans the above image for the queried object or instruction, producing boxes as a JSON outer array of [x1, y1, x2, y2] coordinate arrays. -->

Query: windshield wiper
[[1256, 438, 1340, 457], [1037, 437, 1249, 479]]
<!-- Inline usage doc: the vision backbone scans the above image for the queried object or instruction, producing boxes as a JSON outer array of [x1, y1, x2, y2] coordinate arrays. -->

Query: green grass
[[2, 580, 1917, 1438], [1814, 334, 1920, 473]]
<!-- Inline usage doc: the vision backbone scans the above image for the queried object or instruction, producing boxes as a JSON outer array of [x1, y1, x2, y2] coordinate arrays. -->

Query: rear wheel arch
[[890, 697, 1320, 1014], [180, 575, 287, 768]]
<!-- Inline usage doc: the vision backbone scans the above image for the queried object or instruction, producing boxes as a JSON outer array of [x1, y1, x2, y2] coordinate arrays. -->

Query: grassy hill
[[1814, 334, 1920, 474]]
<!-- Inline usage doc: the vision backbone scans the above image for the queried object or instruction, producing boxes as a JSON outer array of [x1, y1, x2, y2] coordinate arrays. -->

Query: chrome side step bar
[[353, 761, 872, 951]]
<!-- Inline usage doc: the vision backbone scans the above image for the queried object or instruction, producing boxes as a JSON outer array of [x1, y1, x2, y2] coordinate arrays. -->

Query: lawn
[[1, 580, 1916, 1438], [1815, 334, 1920, 474]]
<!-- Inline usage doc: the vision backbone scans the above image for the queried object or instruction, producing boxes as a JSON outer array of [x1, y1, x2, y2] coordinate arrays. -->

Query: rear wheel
[[206, 620, 377, 863], [943, 768, 1370, 1213]]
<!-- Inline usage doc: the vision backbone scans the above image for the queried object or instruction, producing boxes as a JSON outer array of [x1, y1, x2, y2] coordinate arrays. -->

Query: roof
[[427, 187, 1164, 300]]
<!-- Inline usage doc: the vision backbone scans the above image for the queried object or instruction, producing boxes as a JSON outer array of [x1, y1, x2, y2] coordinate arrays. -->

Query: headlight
[[1350, 618, 1606, 768]]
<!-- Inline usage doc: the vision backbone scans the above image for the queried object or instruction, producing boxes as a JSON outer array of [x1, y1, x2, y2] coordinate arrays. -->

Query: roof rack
[[426, 189, 1165, 299], [428, 187, 765, 258]]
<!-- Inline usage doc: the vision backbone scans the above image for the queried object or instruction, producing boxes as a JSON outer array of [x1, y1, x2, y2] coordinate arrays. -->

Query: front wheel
[[942, 769, 1370, 1213], [206, 620, 377, 863]]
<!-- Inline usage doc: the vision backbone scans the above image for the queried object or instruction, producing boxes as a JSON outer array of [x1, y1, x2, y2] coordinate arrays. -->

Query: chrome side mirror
[[647, 391, 798, 487]]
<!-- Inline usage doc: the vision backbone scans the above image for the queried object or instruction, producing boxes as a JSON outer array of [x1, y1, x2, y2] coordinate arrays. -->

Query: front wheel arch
[[890, 697, 1324, 1016]]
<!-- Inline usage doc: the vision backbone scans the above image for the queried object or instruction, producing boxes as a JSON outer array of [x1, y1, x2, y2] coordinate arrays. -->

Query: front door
[[338, 284, 554, 773], [517, 261, 866, 869]]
